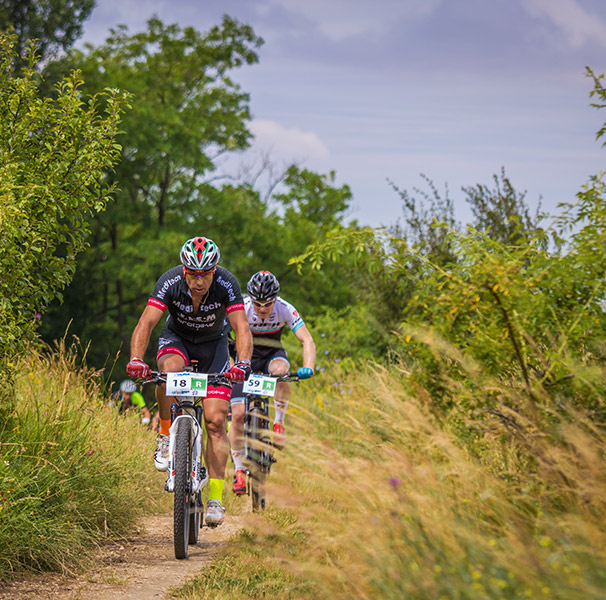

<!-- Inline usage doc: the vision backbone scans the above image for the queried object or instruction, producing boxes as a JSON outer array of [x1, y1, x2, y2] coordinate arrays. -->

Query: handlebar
[[140, 370, 307, 386], [141, 370, 231, 386], [273, 372, 303, 383]]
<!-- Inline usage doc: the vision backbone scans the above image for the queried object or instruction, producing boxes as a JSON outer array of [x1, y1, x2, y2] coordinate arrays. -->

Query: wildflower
[[321, 333, 325, 337], [324, 350, 329, 355], [388, 477, 402, 490], [35, 313, 41, 318]]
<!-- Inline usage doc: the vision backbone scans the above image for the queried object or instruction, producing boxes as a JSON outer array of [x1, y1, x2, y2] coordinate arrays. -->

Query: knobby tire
[[174, 418, 192, 559]]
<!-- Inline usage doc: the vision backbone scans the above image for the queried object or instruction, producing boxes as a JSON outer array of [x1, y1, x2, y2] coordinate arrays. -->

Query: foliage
[[0, 0, 95, 66], [0, 32, 128, 361], [290, 173, 606, 413], [587, 66, 606, 144]]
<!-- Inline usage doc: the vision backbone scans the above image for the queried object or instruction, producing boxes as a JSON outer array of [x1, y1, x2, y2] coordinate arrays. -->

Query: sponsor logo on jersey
[[218, 275, 237, 301], [156, 275, 181, 300], [172, 300, 221, 313]]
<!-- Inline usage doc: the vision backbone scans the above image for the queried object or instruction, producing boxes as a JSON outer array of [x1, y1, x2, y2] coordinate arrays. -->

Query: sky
[[77, 0, 606, 228]]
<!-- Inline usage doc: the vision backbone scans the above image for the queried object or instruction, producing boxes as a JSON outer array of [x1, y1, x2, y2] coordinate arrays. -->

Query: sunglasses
[[183, 266, 216, 278], [252, 299, 275, 308]]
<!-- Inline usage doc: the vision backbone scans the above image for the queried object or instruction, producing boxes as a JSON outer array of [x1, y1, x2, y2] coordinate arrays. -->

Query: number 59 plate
[[243, 375, 277, 397]]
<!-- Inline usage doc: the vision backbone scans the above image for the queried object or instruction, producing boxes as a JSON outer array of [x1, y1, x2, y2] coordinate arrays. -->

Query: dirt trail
[[0, 512, 242, 600]]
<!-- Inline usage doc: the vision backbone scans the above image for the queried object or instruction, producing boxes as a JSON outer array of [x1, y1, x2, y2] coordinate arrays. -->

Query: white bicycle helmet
[[120, 379, 137, 393], [180, 237, 220, 271]]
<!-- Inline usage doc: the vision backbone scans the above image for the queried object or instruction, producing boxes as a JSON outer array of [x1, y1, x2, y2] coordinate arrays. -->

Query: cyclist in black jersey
[[228, 270, 315, 495], [126, 236, 253, 526]]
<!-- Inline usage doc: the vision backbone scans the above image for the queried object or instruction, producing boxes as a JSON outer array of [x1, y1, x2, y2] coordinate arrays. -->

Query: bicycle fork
[[165, 403, 209, 493]]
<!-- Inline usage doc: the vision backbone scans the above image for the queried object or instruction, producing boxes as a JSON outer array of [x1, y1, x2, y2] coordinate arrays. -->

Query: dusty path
[[0, 511, 243, 600]]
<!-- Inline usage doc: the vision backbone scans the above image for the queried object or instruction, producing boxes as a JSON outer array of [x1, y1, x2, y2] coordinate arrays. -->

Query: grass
[[0, 343, 169, 578], [173, 361, 606, 600], [3, 342, 605, 598]]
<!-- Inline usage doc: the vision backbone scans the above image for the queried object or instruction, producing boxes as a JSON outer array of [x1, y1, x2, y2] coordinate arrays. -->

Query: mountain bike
[[143, 367, 229, 560], [242, 372, 302, 512]]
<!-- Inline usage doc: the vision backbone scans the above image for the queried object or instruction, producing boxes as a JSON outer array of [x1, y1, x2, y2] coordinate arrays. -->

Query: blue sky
[[79, 0, 606, 227]]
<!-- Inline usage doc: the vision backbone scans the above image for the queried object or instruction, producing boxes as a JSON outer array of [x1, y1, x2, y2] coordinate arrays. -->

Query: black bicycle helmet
[[247, 271, 280, 301], [180, 236, 220, 271]]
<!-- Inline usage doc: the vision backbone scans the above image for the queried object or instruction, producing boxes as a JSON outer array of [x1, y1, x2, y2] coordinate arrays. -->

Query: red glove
[[226, 360, 251, 382], [126, 357, 151, 379]]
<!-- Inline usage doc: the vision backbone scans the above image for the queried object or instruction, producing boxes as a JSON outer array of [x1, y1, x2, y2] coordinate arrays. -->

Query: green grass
[[0, 344, 169, 578]]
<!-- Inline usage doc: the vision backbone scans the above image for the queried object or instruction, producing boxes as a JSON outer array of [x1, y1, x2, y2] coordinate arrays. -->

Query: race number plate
[[165, 372, 208, 396], [243, 374, 278, 397]]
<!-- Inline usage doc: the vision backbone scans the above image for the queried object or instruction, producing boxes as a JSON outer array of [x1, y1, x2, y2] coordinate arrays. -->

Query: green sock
[[208, 478, 224, 502]]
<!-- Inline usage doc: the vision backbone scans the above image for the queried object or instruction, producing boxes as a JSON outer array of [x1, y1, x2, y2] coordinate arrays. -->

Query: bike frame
[[242, 372, 301, 511]]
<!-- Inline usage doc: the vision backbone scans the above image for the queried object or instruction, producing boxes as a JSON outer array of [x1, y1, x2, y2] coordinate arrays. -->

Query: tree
[[39, 16, 266, 367], [463, 167, 544, 246], [0, 32, 128, 360], [389, 174, 460, 266], [0, 0, 95, 65]]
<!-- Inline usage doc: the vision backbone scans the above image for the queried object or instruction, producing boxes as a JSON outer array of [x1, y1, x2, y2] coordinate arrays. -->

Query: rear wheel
[[174, 418, 192, 559]]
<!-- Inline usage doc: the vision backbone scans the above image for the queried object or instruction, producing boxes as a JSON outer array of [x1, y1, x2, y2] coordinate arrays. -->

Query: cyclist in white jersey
[[228, 271, 316, 495]]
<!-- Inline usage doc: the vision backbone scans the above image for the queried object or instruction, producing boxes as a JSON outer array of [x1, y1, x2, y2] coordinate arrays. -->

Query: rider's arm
[[294, 324, 316, 370], [140, 405, 152, 422], [228, 309, 253, 362], [129, 304, 164, 361]]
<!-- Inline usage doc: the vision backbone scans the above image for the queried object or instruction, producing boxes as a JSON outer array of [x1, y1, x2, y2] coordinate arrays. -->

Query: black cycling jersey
[[147, 265, 244, 344]]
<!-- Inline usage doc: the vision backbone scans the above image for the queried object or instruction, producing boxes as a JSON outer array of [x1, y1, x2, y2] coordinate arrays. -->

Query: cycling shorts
[[157, 326, 231, 401], [230, 346, 289, 404]]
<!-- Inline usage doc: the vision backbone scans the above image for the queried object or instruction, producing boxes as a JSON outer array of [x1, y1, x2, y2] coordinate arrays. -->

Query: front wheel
[[189, 492, 202, 544], [248, 406, 269, 512], [174, 418, 192, 559]]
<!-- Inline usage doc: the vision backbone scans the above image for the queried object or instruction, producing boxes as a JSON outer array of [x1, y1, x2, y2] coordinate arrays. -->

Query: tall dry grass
[[177, 361, 606, 600], [0, 344, 168, 579]]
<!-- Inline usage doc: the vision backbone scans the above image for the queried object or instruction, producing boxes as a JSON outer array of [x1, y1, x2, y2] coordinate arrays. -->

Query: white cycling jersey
[[243, 295, 304, 344]]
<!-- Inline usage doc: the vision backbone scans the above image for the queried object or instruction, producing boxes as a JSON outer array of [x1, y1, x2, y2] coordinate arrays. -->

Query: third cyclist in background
[[229, 270, 316, 495]]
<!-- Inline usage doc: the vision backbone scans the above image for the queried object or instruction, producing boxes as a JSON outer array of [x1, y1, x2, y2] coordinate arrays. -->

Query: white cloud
[[523, 0, 606, 47], [249, 119, 330, 161], [260, 0, 442, 40]]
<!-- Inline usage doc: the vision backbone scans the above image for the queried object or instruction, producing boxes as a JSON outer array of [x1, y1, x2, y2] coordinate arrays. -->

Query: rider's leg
[[229, 400, 246, 470], [269, 357, 290, 425], [156, 352, 186, 434], [203, 395, 230, 482]]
